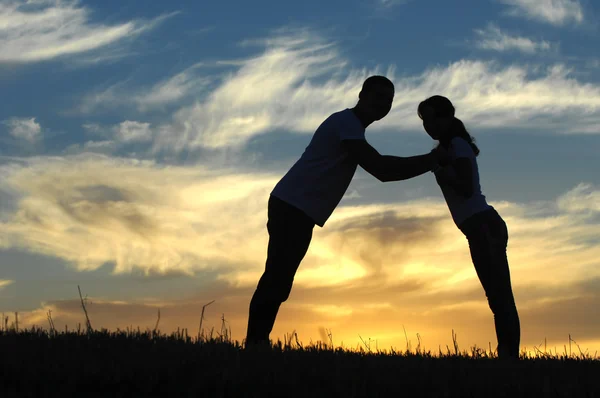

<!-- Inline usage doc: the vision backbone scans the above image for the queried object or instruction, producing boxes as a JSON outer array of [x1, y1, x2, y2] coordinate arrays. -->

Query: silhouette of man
[[245, 75, 448, 346]]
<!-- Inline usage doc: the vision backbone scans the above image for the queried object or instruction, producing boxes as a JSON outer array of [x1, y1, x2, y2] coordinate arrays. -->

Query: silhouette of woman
[[418, 95, 520, 360]]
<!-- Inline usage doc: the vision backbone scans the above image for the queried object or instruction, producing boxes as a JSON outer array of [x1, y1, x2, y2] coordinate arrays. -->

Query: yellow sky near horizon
[[1, 154, 600, 357]]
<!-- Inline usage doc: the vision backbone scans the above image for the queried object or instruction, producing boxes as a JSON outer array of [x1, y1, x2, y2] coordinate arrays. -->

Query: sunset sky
[[1, 0, 600, 355]]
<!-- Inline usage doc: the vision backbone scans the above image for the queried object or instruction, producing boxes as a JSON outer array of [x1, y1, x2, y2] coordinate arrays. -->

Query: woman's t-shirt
[[434, 137, 492, 227]]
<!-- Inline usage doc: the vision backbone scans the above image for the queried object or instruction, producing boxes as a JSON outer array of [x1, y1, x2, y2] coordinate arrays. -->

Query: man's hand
[[342, 139, 444, 182]]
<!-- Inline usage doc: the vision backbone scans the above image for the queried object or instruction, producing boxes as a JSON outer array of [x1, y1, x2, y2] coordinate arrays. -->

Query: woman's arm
[[435, 157, 473, 198]]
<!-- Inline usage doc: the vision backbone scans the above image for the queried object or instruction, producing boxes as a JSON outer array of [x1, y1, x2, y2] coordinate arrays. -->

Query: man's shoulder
[[325, 109, 351, 123], [314, 109, 364, 142], [333, 108, 364, 132], [317, 109, 351, 131]]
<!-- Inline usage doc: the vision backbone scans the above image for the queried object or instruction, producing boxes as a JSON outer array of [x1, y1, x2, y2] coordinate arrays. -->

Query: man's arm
[[434, 158, 473, 198], [342, 139, 441, 182]]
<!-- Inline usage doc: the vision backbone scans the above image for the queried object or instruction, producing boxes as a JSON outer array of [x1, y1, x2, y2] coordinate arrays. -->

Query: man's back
[[271, 109, 366, 227]]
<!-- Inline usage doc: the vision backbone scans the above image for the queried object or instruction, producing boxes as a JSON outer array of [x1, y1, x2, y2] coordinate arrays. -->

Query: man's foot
[[497, 347, 520, 362], [244, 339, 272, 352]]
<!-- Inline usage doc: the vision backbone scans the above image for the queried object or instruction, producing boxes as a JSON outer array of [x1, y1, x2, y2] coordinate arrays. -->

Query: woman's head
[[417, 95, 455, 140], [418, 95, 480, 156]]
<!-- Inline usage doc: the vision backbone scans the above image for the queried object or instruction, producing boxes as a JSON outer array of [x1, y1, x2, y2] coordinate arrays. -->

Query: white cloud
[[0, 151, 599, 295], [499, 0, 584, 26], [75, 29, 600, 156], [587, 59, 600, 69], [60, 122, 151, 156], [82, 123, 103, 135], [557, 183, 600, 213], [3, 117, 42, 143], [145, 33, 600, 153], [0, 279, 14, 290], [378, 0, 409, 7], [83, 141, 116, 149], [369, 0, 411, 17], [392, 61, 600, 134], [2, 153, 600, 353], [116, 121, 153, 143], [0, 154, 279, 276], [150, 31, 353, 151], [63, 140, 117, 156], [474, 24, 554, 54], [69, 48, 141, 68], [136, 64, 212, 112], [0, 0, 176, 63], [78, 84, 123, 114], [79, 63, 212, 113]]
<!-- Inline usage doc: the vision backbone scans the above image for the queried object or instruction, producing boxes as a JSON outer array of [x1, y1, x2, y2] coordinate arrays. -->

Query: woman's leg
[[466, 211, 520, 359]]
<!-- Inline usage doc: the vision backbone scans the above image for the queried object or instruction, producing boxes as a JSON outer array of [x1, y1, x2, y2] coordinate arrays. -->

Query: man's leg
[[467, 212, 520, 359], [246, 196, 314, 346]]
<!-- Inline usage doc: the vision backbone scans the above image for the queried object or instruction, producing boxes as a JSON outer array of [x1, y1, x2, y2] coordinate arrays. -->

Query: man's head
[[357, 75, 395, 121]]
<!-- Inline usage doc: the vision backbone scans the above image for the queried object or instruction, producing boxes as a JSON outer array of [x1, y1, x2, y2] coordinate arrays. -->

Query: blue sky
[[1, 0, 600, 354]]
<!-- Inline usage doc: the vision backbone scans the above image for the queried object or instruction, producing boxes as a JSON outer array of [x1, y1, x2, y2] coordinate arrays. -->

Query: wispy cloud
[[3, 164, 600, 352], [73, 29, 600, 161], [393, 61, 600, 134], [473, 24, 554, 54], [132, 32, 600, 154], [557, 183, 600, 213], [368, 0, 411, 19], [63, 140, 117, 156], [116, 121, 153, 143], [0, 279, 14, 290], [0, 0, 176, 63], [0, 154, 279, 276], [136, 64, 212, 112], [153, 31, 353, 151], [3, 117, 42, 143], [60, 121, 155, 156], [378, 0, 409, 8], [1, 152, 599, 293], [79, 63, 212, 113], [498, 0, 584, 26]]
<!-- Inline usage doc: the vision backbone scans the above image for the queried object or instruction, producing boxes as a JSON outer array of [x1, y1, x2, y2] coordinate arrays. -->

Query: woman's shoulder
[[450, 136, 469, 145], [450, 136, 474, 157]]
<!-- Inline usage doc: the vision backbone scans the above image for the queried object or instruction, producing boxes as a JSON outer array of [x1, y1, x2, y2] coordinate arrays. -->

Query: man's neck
[[351, 106, 373, 129]]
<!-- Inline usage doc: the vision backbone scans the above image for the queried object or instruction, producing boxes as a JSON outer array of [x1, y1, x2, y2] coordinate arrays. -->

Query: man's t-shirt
[[271, 109, 365, 227], [434, 137, 492, 227]]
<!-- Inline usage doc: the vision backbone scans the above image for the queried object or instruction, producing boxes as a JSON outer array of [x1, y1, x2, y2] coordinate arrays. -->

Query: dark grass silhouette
[[1, 318, 599, 397]]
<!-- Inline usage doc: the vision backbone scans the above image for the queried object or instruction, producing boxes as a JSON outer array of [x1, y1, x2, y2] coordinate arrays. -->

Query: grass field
[[1, 323, 599, 398]]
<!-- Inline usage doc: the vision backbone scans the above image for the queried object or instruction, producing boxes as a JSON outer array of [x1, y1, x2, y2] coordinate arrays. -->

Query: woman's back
[[434, 136, 492, 227]]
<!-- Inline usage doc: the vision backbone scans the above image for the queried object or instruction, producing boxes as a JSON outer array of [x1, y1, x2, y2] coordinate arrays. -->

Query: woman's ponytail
[[451, 117, 480, 156]]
